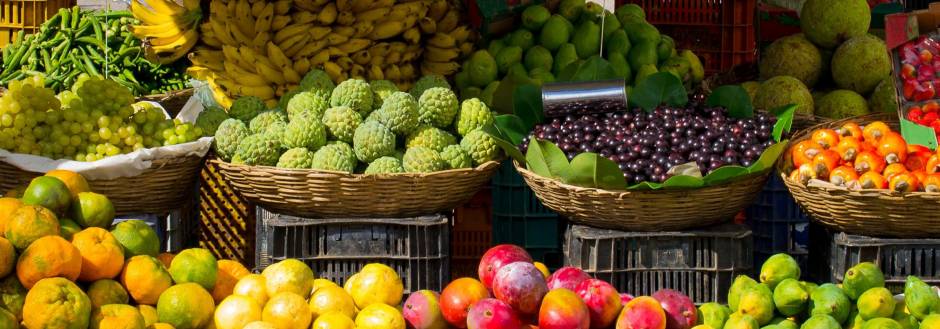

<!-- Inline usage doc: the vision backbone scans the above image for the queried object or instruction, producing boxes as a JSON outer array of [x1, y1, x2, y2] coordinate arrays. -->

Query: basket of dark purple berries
[[485, 72, 795, 231]]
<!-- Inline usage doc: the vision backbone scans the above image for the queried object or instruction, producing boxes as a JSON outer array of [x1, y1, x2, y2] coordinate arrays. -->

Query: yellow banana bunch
[[130, 0, 202, 64]]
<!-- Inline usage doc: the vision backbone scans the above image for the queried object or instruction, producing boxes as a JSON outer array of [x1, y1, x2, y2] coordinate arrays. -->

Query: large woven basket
[[514, 161, 772, 231], [0, 155, 204, 215], [778, 112, 940, 238], [139, 88, 194, 118], [211, 159, 500, 218]]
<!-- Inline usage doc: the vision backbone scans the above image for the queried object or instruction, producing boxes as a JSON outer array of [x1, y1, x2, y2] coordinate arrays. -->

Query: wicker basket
[[0, 155, 204, 215], [211, 159, 500, 218], [514, 161, 772, 231], [139, 88, 194, 118], [778, 112, 940, 238]]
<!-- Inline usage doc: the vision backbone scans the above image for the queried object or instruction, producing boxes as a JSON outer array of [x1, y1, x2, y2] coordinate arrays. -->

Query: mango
[[625, 22, 661, 45], [904, 275, 938, 320], [540, 15, 571, 52], [809, 284, 850, 324], [722, 312, 758, 329], [800, 314, 840, 329], [773, 279, 809, 316], [697, 303, 729, 329], [608, 53, 632, 83], [507, 29, 534, 50], [573, 20, 601, 59], [860, 318, 902, 329], [728, 275, 759, 311], [524, 46, 553, 72], [553, 43, 579, 76], [736, 284, 774, 325], [495, 46, 522, 75], [521, 5, 550, 31], [605, 29, 632, 57], [760, 254, 802, 290], [842, 263, 885, 300], [857, 287, 894, 320], [628, 41, 658, 72], [657, 35, 676, 63]]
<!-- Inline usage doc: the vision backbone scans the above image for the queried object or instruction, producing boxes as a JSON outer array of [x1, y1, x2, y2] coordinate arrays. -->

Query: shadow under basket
[[211, 159, 500, 218], [0, 155, 204, 215], [778, 112, 940, 238], [513, 161, 771, 231]]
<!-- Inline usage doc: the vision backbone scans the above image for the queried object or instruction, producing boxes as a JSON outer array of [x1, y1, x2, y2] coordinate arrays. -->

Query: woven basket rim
[[513, 160, 771, 196], [138, 88, 195, 101], [775, 112, 940, 200], [210, 158, 501, 177]]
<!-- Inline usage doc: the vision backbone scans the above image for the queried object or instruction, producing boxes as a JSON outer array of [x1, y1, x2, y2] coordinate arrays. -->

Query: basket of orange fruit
[[778, 112, 940, 237]]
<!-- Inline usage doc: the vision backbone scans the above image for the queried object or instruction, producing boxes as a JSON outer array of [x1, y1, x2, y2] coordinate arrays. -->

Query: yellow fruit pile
[[185, 0, 474, 109], [129, 0, 203, 64]]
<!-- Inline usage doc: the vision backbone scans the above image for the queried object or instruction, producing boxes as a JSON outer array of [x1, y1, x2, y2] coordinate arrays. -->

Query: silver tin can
[[541, 79, 628, 118]]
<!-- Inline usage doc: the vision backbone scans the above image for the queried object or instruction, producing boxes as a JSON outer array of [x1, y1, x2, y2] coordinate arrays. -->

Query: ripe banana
[[337, 39, 371, 54], [131, 1, 174, 25], [310, 26, 332, 40], [419, 17, 436, 34], [424, 46, 459, 63], [352, 21, 374, 38], [449, 26, 471, 42], [250, 1, 265, 17], [421, 61, 459, 76], [403, 27, 420, 45], [292, 11, 318, 24], [368, 65, 384, 80], [437, 10, 459, 32], [222, 45, 256, 73], [334, 26, 355, 38], [400, 63, 416, 80], [274, 0, 292, 15], [371, 20, 405, 40], [251, 32, 271, 48], [337, 12, 356, 25], [352, 50, 370, 66], [294, 57, 311, 75], [149, 29, 198, 51], [282, 34, 312, 58], [318, 3, 337, 25], [266, 42, 292, 70], [325, 33, 349, 46], [274, 23, 312, 44], [310, 49, 331, 65], [146, 0, 185, 16], [130, 21, 184, 39], [357, 7, 390, 23], [384, 64, 401, 80], [295, 39, 328, 58], [254, 3, 275, 33], [271, 15, 291, 30], [427, 0, 448, 21], [255, 61, 288, 85], [323, 61, 343, 81], [427, 33, 456, 48], [188, 50, 224, 71]]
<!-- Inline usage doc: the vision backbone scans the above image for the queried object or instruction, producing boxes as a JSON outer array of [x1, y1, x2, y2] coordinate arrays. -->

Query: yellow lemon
[[312, 312, 356, 329], [242, 321, 276, 329], [344, 263, 403, 309], [232, 274, 269, 306], [262, 292, 312, 329], [355, 303, 405, 329], [214, 295, 262, 329], [261, 259, 314, 298], [309, 285, 357, 320]]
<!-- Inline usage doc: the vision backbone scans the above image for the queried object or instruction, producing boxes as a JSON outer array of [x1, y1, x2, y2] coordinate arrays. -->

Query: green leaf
[[628, 181, 663, 190], [703, 166, 749, 185], [525, 140, 570, 179], [492, 114, 527, 145], [662, 175, 705, 189], [482, 123, 525, 163], [563, 152, 627, 190], [901, 117, 939, 150], [771, 104, 796, 142], [746, 141, 789, 174], [706, 85, 753, 119], [557, 56, 619, 82], [630, 72, 688, 112], [512, 84, 543, 131]]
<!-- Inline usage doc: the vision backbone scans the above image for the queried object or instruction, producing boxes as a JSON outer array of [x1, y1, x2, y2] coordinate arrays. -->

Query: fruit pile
[[0, 7, 189, 95], [164, 0, 474, 108], [522, 103, 777, 184], [787, 120, 940, 192], [455, 2, 704, 107], [0, 76, 202, 161], [898, 36, 940, 102], [750, 0, 897, 119], [213, 71, 502, 173], [905, 101, 940, 135]]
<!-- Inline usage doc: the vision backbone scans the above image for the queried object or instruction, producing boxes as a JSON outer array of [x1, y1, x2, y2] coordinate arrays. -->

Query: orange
[[309, 285, 357, 320], [168, 248, 218, 290], [0, 275, 26, 321], [156, 253, 175, 269], [5, 204, 60, 249], [21, 176, 72, 214], [60, 218, 82, 240], [0, 237, 15, 278], [150, 323, 175, 329], [111, 220, 160, 258], [355, 303, 405, 329], [45, 169, 91, 197], [91, 304, 146, 329], [262, 292, 312, 329], [87, 279, 129, 309], [312, 313, 356, 329], [214, 295, 262, 329], [138, 305, 158, 327], [243, 322, 277, 329], [70, 192, 115, 228], [121, 255, 173, 305], [72, 227, 125, 282], [156, 283, 215, 329], [233, 274, 269, 306], [0, 197, 23, 233], [23, 277, 92, 329], [211, 260, 250, 303], [16, 235, 82, 288], [261, 259, 314, 298]]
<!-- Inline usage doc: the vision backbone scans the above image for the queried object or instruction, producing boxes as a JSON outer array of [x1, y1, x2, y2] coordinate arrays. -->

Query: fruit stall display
[[453, 2, 705, 107], [0, 7, 189, 95], [747, 0, 897, 124], [780, 113, 940, 238], [897, 35, 940, 140]]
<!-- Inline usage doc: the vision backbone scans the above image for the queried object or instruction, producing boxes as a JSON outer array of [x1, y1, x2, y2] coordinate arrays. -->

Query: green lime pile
[[212, 70, 503, 173], [454, 0, 705, 107]]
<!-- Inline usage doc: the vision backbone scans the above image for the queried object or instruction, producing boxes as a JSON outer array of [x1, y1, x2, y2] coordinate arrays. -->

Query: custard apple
[[330, 79, 373, 116], [330, 141, 358, 166], [440, 145, 472, 169], [229, 96, 267, 123], [370, 80, 399, 110], [282, 115, 327, 150], [214, 118, 249, 161], [287, 91, 329, 120], [249, 110, 288, 134], [262, 121, 288, 149], [353, 121, 396, 163], [299, 69, 336, 100], [455, 98, 495, 136], [460, 129, 501, 166], [277, 89, 300, 112], [364, 156, 404, 174], [403, 147, 447, 172], [418, 87, 459, 128], [277, 148, 315, 169], [410, 75, 451, 99], [311, 142, 356, 173], [406, 126, 457, 152], [374, 92, 419, 135], [234, 134, 281, 166], [195, 106, 229, 136], [322, 106, 362, 143]]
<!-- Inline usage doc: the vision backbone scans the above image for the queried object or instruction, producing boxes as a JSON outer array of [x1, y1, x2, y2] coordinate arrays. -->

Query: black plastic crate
[[491, 160, 565, 265], [255, 207, 450, 293], [811, 227, 940, 294], [745, 175, 810, 271], [901, 0, 932, 10], [565, 223, 753, 304], [491, 161, 559, 217]]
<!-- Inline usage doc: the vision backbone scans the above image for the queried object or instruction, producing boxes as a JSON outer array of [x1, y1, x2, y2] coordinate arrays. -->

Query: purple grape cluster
[[522, 103, 777, 185]]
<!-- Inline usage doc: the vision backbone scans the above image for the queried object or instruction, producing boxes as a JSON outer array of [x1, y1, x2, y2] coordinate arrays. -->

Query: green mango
[[539, 15, 571, 51], [524, 46, 553, 72], [724, 313, 760, 329], [892, 298, 919, 329], [454, 70, 470, 91], [507, 63, 529, 82], [615, 3, 645, 25], [773, 278, 809, 317], [681, 49, 705, 83], [521, 5, 550, 31], [660, 56, 691, 82], [487, 39, 506, 57], [574, 20, 601, 59], [904, 276, 939, 320], [557, 0, 584, 22], [800, 315, 841, 329], [461, 87, 482, 100], [628, 41, 659, 72], [634, 64, 658, 85], [737, 284, 775, 325], [528, 68, 555, 85], [495, 46, 523, 75], [657, 35, 676, 63], [608, 52, 632, 83], [580, 1, 604, 23], [920, 314, 940, 329], [553, 43, 579, 76], [844, 313, 864, 329], [843, 263, 885, 301], [809, 284, 851, 324], [605, 29, 631, 57], [625, 22, 660, 45], [760, 254, 802, 291], [729, 275, 759, 311], [508, 29, 535, 50], [860, 318, 902, 329], [767, 318, 798, 329], [857, 287, 895, 320], [603, 12, 621, 40], [466, 50, 497, 87], [698, 303, 731, 329]]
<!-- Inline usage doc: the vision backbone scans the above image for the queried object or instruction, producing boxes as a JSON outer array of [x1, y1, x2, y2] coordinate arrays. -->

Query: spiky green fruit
[[403, 147, 447, 172], [282, 114, 327, 150], [195, 106, 229, 137], [364, 156, 404, 174], [441, 145, 472, 169], [233, 134, 281, 166], [353, 121, 396, 163], [213, 119, 249, 161], [330, 79, 373, 117], [229, 96, 266, 123], [374, 92, 419, 136], [286, 91, 329, 120], [370, 80, 399, 110], [299, 69, 336, 100], [406, 126, 457, 152], [455, 98, 494, 137], [418, 87, 459, 128], [311, 142, 356, 173], [277, 148, 315, 169], [460, 129, 500, 166], [249, 110, 288, 134], [321, 106, 362, 143], [410, 75, 451, 99]]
